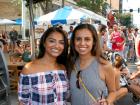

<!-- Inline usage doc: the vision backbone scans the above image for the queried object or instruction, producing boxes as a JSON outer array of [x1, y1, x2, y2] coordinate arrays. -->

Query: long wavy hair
[[68, 24, 103, 73], [37, 27, 68, 67]]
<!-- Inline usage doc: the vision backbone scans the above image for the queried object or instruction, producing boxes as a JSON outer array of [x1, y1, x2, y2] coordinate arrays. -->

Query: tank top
[[70, 58, 108, 105], [112, 31, 124, 51]]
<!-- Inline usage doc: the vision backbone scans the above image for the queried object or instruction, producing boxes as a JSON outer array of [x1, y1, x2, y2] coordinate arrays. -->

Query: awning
[[37, 6, 90, 25]]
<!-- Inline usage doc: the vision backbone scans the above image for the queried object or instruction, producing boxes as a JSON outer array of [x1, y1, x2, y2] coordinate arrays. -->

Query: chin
[[51, 53, 61, 57], [79, 52, 89, 56]]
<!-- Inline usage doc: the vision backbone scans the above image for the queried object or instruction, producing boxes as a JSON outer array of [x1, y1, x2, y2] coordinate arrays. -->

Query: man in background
[[9, 28, 18, 52]]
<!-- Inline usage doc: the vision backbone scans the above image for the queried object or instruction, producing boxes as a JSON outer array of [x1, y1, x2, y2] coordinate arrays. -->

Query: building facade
[[0, 0, 21, 19], [106, 0, 119, 10]]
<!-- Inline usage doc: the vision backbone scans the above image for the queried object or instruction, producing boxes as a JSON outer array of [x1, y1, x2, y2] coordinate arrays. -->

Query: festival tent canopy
[[0, 19, 16, 25], [13, 18, 22, 25], [37, 6, 90, 25], [78, 8, 107, 25]]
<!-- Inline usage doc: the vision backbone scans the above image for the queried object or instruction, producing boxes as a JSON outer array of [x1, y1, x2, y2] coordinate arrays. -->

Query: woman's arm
[[18, 65, 31, 105], [104, 63, 116, 104]]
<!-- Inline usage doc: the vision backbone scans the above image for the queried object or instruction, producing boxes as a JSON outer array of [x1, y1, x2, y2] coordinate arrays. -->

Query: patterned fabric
[[18, 70, 69, 105]]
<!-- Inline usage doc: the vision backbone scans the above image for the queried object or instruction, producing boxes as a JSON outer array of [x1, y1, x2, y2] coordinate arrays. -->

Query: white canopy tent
[[78, 8, 107, 25], [0, 19, 16, 25], [0, 19, 16, 31], [36, 6, 90, 25]]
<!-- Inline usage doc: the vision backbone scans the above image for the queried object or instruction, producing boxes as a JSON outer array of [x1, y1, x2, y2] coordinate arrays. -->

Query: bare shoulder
[[21, 60, 38, 75], [100, 59, 114, 74], [103, 61, 113, 70]]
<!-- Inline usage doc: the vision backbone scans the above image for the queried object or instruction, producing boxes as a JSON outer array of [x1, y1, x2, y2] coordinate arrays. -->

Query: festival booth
[[35, 6, 90, 39], [78, 8, 107, 25], [0, 19, 16, 31], [37, 6, 90, 25]]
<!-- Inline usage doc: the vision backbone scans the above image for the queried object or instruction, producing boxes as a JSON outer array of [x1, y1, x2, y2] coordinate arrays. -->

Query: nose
[[80, 39, 85, 45], [55, 41, 60, 48]]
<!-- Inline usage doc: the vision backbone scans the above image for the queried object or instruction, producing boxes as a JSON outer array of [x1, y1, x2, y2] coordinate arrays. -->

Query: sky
[[122, 0, 140, 27]]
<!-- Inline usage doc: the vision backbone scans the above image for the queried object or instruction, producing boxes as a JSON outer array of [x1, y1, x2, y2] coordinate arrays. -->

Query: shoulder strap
[[74, 66, 97, 102]]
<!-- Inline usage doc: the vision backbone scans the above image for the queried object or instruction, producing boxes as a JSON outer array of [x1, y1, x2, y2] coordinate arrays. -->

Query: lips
[[79, 47, 87, 51], [51, 48, 60, 53]]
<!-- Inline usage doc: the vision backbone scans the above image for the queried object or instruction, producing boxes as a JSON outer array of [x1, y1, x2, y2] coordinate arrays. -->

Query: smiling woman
[[18, 27, 69, 105], [68, 24, 116, 105]]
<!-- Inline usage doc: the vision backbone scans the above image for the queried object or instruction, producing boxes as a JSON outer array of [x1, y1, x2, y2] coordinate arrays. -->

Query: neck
[[79, 54, 94, 66], [79, 54, 92, 61], [42, 54, 57, 65]]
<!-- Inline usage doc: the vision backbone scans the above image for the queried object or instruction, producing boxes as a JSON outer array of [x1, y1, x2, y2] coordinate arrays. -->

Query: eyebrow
[[47, 37, 64, 41]]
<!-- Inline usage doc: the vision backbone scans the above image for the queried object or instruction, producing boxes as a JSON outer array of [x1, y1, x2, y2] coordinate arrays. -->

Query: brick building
[[0, 0, 21, 31], [0, 0, 21, 19]]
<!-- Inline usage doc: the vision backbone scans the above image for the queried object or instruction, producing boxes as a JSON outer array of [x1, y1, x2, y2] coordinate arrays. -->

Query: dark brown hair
[[37, 27, 68, 67], [68, 24, 104, 73], [114, 56, 123, 68]]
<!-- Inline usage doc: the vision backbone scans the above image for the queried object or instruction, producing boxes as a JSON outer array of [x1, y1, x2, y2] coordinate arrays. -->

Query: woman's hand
[[98, 98, 109, 105]]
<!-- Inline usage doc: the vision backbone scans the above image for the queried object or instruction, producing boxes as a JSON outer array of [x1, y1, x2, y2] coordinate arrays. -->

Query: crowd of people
[[17, 23, 140, 105], [0, 27, 32, 63], [0, 22, 140, 105]]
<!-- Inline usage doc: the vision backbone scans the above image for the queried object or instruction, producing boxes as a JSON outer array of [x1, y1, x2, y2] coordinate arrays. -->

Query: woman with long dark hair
[[18, 27, 69, 105], [68, 24, 116, 105]]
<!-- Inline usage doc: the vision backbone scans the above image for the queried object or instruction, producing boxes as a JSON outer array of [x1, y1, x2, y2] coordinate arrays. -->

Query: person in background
[[135, 30, 140, 65], [18, 27, 69, 105], [98, 24, 109, 52], [122, 28, 129, 62], [113, 56, 128, 103], [0, 34, 7, 51], [69, 24, 116, 105], [9, 27, 18, 52], [68, 25, 74, 40], [1, 30, 8, 52], [127, 27, 135, 62], [22, 44, 31, 62], [107, 28, 113, 51], [110, 23, 126, 58]]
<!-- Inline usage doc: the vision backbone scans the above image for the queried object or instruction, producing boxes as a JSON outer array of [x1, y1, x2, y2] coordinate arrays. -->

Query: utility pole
[[62, 0, 64, 7], [22, 0, 26, 39], [110, 0, 112, 8], [119, 0, 123, 13], [29, 0, 36, 59]]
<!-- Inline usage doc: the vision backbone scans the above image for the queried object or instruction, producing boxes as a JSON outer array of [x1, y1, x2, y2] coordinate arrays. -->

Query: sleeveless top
[[112, 31, 124, 51], [70, 58, 108, 105], [18, 70, 69, 105]]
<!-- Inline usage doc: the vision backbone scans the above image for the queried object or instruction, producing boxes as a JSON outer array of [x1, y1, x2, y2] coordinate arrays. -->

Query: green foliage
[[25, 0, 45, 6], [115, 13, 132, 27], [77, 0, 105, 13], [102, 2, 109, 16]]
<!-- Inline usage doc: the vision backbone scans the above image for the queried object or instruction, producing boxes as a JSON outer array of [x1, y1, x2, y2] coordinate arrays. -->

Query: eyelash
[[75, 38, 91, 41], [48, 40, 64, 44]]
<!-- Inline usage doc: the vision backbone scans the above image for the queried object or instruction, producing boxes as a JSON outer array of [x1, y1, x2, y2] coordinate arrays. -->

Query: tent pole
[[5, 24, 6, 32], [29, 0, 36, 60]]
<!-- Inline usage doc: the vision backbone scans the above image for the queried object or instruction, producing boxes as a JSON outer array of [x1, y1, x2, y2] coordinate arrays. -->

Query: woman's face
[[44, 32, 64, 58], [74, 29, 93, 56]]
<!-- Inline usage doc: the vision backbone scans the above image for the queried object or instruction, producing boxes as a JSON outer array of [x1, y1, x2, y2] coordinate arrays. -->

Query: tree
[[115, 13, 132, 27], [77, 0, 105, 14], [25, 0, 53, 14], [25, 0, 63, 14], [102, 1, 110, 17]]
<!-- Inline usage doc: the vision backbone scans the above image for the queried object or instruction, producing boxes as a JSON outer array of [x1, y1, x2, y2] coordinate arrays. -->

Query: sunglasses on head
[[76, 70, 82, 89]]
